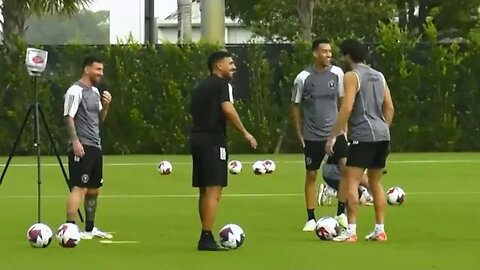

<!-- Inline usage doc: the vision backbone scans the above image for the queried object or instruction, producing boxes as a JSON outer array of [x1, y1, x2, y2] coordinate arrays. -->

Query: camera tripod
[[0, 76, 84, 223]]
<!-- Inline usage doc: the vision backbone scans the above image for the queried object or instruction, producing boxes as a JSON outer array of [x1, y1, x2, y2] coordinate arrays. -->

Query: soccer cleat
[[333, 230, 357, 242], [326, 186, 338, 197], [82, 227, 113, 239], [335, 213, 348, 229], [317, 183, 325, 206], [318, 184, 332, 206], [365, 230, 388, 241], [302, 219, 317, 232], [197, 240, 229, 251], [80, 232, 93, 240]]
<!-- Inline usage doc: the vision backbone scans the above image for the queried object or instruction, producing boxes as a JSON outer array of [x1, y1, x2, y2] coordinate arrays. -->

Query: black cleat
[[197, 240, 229, 251]]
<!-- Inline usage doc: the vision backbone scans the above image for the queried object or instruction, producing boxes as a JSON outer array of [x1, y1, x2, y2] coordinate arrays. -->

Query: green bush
[[0, 24, 479, 155]]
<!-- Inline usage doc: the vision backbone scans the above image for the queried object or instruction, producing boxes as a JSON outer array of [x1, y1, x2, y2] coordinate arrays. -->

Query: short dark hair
[[312, 38, 330, 51], [207, 51, 232, 72], [340, 39, 367, 63], [82, 56, 103, 69]]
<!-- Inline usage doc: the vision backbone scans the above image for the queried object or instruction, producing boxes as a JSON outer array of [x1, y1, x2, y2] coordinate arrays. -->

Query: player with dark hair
[[291, 38, 346, 231], [63, 56, 113, 239], [190, 50, 257, 251], [325, 39, 394, 242]]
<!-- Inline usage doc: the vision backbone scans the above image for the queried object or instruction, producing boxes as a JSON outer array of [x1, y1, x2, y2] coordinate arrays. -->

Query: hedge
[[0, 23, 479, 155]]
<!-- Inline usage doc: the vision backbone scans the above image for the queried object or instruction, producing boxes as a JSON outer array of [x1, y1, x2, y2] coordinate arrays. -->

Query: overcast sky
[[87, 0, 177, 20]]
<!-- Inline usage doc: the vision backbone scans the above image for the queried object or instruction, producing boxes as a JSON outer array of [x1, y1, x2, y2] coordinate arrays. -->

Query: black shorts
[[190, 140, 228, 188], [68, 145, 103, 189], [346, 141, 389, 169], [304, 140, 326, 171]]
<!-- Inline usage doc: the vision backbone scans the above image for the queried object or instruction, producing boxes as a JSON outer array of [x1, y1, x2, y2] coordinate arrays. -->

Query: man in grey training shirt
[[326, 39, 394, 242], [63, 56, 113, 239], [291, 38, 346, 232]]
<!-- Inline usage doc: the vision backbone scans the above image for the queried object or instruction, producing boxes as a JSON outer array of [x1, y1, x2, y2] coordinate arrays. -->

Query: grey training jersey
[[349, 64, 390, 142], [292, 66, 344, 141], [322, 163, 341, 181], [63, 81, 103, 149]]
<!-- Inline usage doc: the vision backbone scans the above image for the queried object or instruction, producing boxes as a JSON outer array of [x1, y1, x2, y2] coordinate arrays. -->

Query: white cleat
[[302, 219, 316, 232], [82, 227, 113, 239], [317, 183, 325, 206], [333, 229, 357, 242], [318, 184, 332, 206], [335, 213, 348, 229]]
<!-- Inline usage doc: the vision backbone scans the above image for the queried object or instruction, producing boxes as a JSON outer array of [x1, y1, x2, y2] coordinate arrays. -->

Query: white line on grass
[[99, 240, 139, 244], [1, 191, 480, 199], [1, 159, 480, 167]]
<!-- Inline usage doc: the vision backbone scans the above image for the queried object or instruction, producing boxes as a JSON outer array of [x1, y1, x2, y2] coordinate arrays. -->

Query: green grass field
[[1, 153, 479, 270]]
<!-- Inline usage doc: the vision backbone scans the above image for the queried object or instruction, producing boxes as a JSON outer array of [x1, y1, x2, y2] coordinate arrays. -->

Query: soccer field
[[0, 153, 479, 270]]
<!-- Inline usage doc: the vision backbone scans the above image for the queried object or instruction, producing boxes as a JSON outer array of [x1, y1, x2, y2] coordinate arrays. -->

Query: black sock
[[307, 209, 315, 221], [337, 201, 346, 216], [66, 220, 75, 224], [200, 230, 214, 242], [85, 221, 94, 232]]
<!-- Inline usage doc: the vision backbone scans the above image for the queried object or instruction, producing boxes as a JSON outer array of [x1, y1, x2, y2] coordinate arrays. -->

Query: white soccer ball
[[56, 223, 81, 248], [27, 223, 53, 248], [157, 161, 172, 175], [386, 187, 405, 205], [263, 159, 276, 174], [252, 160, 267, 175], [219, 224, 245, 249], [228, 160, 242, 175], [315, 217, 340, 240]]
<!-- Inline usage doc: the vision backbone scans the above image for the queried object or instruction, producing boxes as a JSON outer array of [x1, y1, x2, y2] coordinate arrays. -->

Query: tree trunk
[[296, 0, 313, 40], [1, 0, 27, 65], [177, 0, 192, 43], [396, 0, 407, 28]]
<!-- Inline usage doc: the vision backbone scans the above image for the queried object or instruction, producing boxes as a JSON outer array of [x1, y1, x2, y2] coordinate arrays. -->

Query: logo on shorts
[[328, 80, 336, 89], [305, 157, 312, 166], [219, 147, 227, 161], [352, 141, 359, 145], [81, 174, 89, 183]]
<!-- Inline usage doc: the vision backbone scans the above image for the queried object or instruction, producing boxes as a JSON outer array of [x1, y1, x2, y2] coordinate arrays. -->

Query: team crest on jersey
[[328, 80, 336, 89]]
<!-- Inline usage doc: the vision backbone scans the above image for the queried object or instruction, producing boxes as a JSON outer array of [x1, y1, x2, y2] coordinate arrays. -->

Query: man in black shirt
[[190, 51, 257, 251]]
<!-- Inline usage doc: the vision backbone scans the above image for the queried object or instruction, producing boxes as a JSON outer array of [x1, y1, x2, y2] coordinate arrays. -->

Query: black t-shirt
[[189, 74, 233, 144], [326, 135, 349, 164]]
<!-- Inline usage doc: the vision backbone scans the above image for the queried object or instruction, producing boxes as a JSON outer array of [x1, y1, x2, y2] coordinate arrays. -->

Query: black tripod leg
[[0, 105, 34, 186], [38, 106, 84, 223]]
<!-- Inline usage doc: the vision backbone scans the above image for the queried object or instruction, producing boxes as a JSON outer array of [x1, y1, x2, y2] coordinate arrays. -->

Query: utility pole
[[145, 0, 157, 44], [177, 0, 192, 43], [200, 0, 225, 46]]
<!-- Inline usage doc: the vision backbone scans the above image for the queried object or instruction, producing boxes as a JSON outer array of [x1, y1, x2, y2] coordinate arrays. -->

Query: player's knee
[[71, 187, 87, 196], [306, 170, 317, 181], [86, 188, 99, 197]]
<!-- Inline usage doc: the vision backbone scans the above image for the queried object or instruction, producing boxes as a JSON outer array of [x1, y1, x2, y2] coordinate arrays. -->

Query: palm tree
[[1, 0, 92, 63]]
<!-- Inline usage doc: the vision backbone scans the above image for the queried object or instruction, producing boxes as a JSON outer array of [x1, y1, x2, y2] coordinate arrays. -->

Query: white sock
[[348, 224, 357, 233], [375, 224, 384, 232]]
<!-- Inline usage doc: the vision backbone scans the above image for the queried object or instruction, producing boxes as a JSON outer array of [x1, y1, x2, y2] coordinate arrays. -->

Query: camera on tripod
[[0, 47, 84, 224], [25, 48, 48, 76]]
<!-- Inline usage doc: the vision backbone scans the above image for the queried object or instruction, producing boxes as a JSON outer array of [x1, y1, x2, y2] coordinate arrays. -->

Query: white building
[[157, 1, 263, 44]]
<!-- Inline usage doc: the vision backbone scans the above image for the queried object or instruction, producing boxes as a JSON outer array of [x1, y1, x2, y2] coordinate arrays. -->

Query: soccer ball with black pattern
[[219, 224, 245, 249], [228, 160, 242, 174], [56, 223, 81, 248], [263, 159, 276, 174], [315, 217, 340, 240], [252, 160, 267, 175], [27, 223, 53, 248], [157, 161, 173, 175], [386, 187, 405, 205]]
